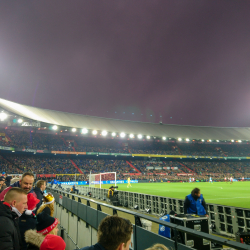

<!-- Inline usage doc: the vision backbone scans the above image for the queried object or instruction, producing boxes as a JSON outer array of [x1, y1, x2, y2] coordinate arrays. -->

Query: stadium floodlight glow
[[147, 135, 150, 139], [138, 134, 143, 139], [111, 132, 116, 137], [0, 113, 7, 121], [209, 139, 212, 142], [231, 140, 234, 142], [178, 138, 182, 141], [92, 130, 97, 135], [120, 132, 126, 138], [216, 140, 219, 142], [17, 119, 23, 124], [52, 125, 58, 130], [102, 130, 108, 136], [186, 138, 190, 142], [82, 128, 88, 134], [129, 134, 134, 138], [72, 128, 76, 132], [238, 140, 242, 143], [201, 139, 204, 142], [162, 137, 166, 140]]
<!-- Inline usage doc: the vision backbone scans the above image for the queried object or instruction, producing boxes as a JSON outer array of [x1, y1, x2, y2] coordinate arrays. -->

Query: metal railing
[[48, 187, 250, 250]]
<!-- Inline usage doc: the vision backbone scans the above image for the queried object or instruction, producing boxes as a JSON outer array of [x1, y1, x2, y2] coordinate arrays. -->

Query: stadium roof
[[0, 97, 250, 141]]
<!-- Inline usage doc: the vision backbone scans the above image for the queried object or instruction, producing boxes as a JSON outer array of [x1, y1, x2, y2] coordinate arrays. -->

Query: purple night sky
[[0, 1, 250, 127]]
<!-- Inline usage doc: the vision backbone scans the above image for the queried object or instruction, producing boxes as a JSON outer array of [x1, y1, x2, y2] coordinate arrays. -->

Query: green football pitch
[[101, 182, 250, 208]]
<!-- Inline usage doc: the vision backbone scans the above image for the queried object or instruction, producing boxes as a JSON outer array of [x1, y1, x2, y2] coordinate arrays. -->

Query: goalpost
[[89, 172, 116, 188]]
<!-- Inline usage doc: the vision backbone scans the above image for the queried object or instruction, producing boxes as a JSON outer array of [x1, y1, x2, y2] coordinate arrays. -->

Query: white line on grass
[[207, 196, 250, 201]]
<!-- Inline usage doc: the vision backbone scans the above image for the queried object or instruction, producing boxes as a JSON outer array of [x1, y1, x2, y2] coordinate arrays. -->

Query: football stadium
[[1, 98, 250, 250], [1, 2, 250, 250]]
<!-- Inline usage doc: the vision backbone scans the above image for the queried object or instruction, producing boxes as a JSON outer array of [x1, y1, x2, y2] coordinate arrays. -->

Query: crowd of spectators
[[2, 128, 250, 157]]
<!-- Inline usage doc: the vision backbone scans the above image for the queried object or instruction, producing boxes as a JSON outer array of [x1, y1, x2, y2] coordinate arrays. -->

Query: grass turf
[[101, 182, 250, 208]]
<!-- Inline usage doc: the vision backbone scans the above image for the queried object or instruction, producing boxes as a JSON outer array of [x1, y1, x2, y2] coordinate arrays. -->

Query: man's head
[[98, 215, 133, 250], [37, 180, 46, 192], [19, 173, 34, 193], [0, 176, 4, 185], [4, 187, 28, 214], [191, 188, 201, 198]]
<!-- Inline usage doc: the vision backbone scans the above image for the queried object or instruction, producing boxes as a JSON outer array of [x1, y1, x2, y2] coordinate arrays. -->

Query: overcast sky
[[0, 1, 250, 127]]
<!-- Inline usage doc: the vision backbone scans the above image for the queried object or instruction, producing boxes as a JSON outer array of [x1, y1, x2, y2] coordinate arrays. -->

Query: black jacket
[[33, 187, 44, 210], [19, 213, 37, 250], [0, 201, 22, 250]]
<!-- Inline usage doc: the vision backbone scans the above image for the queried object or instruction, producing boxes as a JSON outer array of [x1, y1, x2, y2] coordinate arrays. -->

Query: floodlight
[[216, 140, 219, 142], [138, 134, 142, 139], [209, 139, 212, 142], [82, 128, 88, 134], [17, 119, 23, 124], [231, 140, 234, 142], [129, 134, 134, 138], [186, 138, 190, 142], [52, 125, 58, 130], [102, 130, 107, 136], [162, 137, 166, 140], [112, 132, 116, 136], [201, 139, 204, 142], [238, 140, 242, 143], [178, 138, 182, 141], [147, 136, 150, 139], [72, 128, 76, 132], [0, 113, 7, 121], [92, 130, 97, 135], [120, 132, 126, 138]]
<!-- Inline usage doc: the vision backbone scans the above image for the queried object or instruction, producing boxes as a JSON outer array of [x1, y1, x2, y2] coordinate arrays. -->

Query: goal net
[[89, 172, 116, 188]]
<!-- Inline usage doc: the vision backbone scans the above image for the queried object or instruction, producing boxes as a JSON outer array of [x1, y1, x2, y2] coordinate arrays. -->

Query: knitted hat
[[36, 211, 58, 235], [43, 193, 54, 205], [40, 235, 66, 250]]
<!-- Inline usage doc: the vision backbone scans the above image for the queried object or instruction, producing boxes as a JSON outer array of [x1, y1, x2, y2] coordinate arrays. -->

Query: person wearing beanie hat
[[25, 211, 59, 250], [40, 235, 66, 250], [36, 193, 55, 217]]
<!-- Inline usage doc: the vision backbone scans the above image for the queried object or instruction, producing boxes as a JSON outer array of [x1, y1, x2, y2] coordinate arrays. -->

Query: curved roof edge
[[0, 98, 249, 140]]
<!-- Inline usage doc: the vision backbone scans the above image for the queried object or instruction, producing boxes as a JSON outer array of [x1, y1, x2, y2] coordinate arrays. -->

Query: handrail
[[48, 187, 250, 250]]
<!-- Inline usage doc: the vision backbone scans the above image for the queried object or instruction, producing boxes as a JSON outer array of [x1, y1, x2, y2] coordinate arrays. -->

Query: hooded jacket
[[0, 201, 23, 250], [25, 230, 45, 250]]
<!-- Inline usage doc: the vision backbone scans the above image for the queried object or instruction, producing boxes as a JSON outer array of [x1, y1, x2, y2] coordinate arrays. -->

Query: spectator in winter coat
[[25, 211, 60, 250], [0, 187, 28, 250], [33, 180, 46, 210]]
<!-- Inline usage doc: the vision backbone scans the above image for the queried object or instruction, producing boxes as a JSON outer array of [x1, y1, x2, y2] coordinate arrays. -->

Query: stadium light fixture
[[209, 139, 212, 142], [0, 113, 7, 121], [92, 130, 97, 135], [201, 139, 204, 142], [129, 134, 134, 138], [216, 140, 219, 142], [178, 138, 182, 141], [238, 140, 242, 143], [120, 132, 126, 138], [186, 138, 190, 142], [147, 135, 150, 139], [52, 125, 58, 130], [82, 128, 88, 134], [72, 128, 76, 132], [231, 140, 234, 142], [102, 130, 108, 136], [162, 137, 166, 140], [138, 134, 142, 139], [17, 119, 23, 124], [111, 132, 116, 137]]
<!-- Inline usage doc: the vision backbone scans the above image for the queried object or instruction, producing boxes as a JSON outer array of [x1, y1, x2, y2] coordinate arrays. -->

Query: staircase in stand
[[126, 161, 141, 173], [70, 159, 83, 174], [178, 162, 195, 173]]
